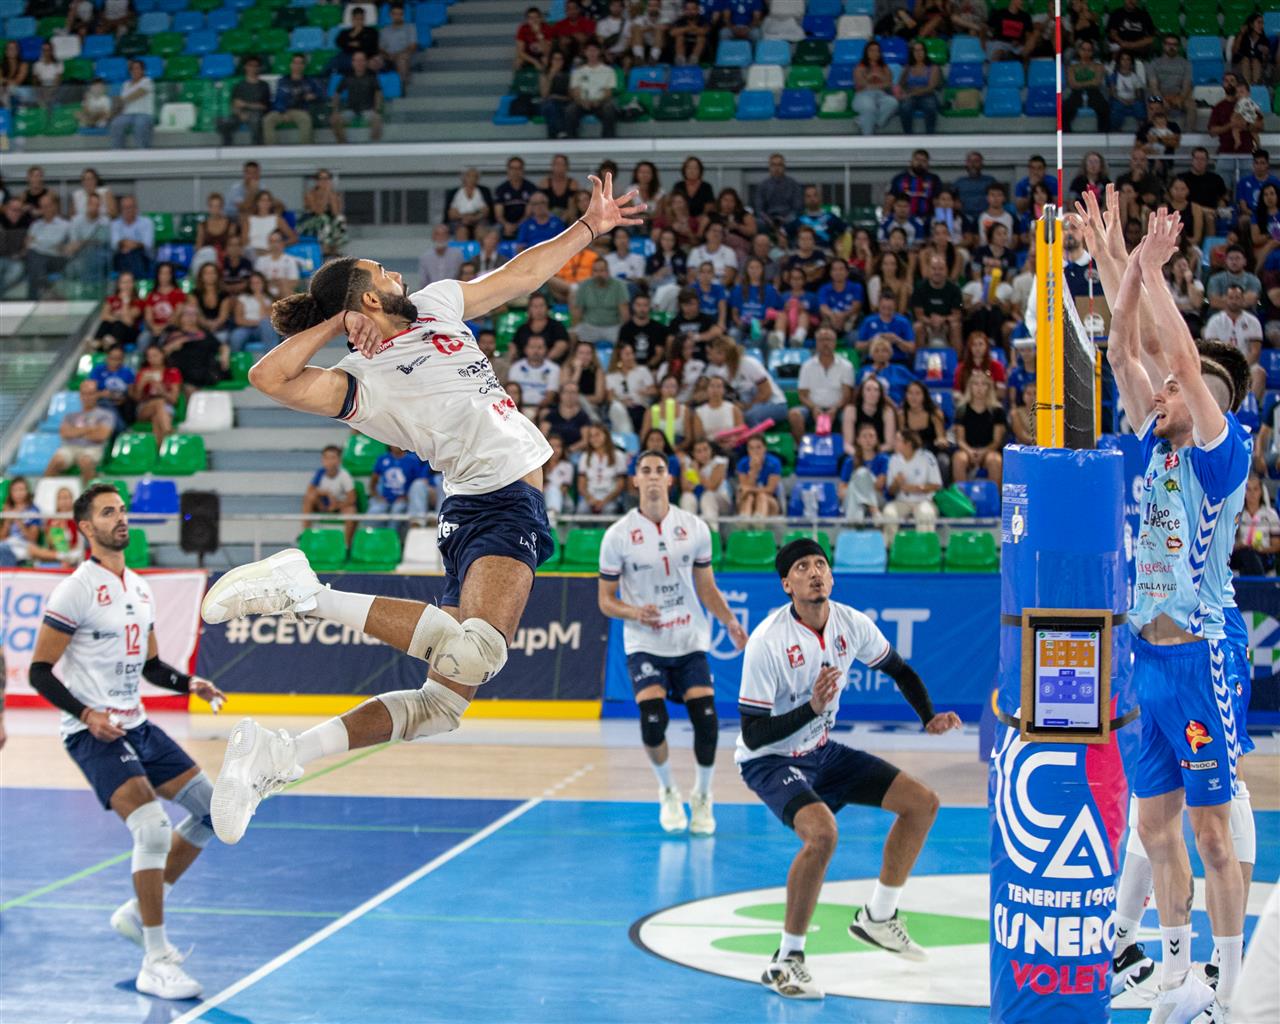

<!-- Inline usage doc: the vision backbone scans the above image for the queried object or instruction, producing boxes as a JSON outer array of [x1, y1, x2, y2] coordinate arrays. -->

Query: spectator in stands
[[852, 40, 898, 136], [667, 156, 712, 219], [881, 429, 942, 542], [31, 42, 61, 115], [758, 153, 804, 232], [1231, 13, 1272, 87], [951, 371, 1005, 485], [770, 265, 815, 345], [242, 189, 296, 256], [474, 228, 506, 276], [381, 3, 419, 93], [689, 222, 739, 285], [368, 446, 430, 527], [640, 373, 694, 451], [953, 151, 997, 221], [564, 41, 618, 139], [108, 59, 155, 150], [866, 256, 913, 323], [605, 227, 647, 286], [668, 0, 711, 66], [1107, 51, 1146, 132], [1251, 183, 1280, 269], [784, 224, 831, 289], [571, 257, 630, 343], [735, 434, 782, 519], [1166, 253, 1206, 335], [541, 432, 575, 519], [971, 218, 1018, 280], [1013, 155, 1057, 216], [666, 285, 720, 357], [1106, 0, 1154, 59], [839, 422, 888, 522], [1065, 0, 1103, 53], [65, 191, 111, 288], [263, 56, 323, 146], [122, 404, 179, 483], [109, 194, 153, 280], [921, 217, 967, 280], [607, 340, 657, 431], [1115, 147, 1164, 219], [987, 0, 1038, 62], [299, 169, 347, 257], [303, 444, 358, 543], [140, 262, 182, 344], [1064, 39, 1110, 132], [596, 0, 633, 63], [1, 44, 29, 118], [191, 262, 231, 342], [495, 156, 535, 239], [229, 272, 280, 351], [65, 0, 95, 37], [954, 329, 1007, 396], [78, 78, 112, 129], [912, 253, 964, 350], [975, 183, 1014, 247], [89, 344, 135, 428], [679, 438, 731, 527], [539, 378, 594, 453], [845, 371, 898, 454], [901, 378, 949, 469], [517, 193, 565, 251], [516, 6, 552, 70], [1204, 283, 1264, 385], [1208, 72, 1263, 183], [0, 195, 29, 296], [443, 168, 493, 241], [1067, 149, 1111, 205], [1232, 473, 1279, 575], [891, 149, 944, 220], [22, 193, 69, 300], [692, 374, 742, 442], [1256, 405, 1280, 478], [629, 0, 666, 62], [220, 235, 253, 296], [335, 6, 382, 74], [728, 256, 781, 342], [330, 50, 383, 143], [93, 270, 142, 349], [97, 0, 132, 37], [225, 161, 261, 221], [160, 304, 227, 390], [418, 223, 465, 289], [45, 380, 115, 479], [537, 48, 573, 140], [1147, 34, 1195, 132], [507, 334, 561, 416], [1164, 175, 1209, 248], [218, 56, 270, 147], [707, 338, 788, 428], [557, 340, 604, 413], [897, 42, 942, 136], [0, 478, 68, 567], [1005, 378, 1035, 444], [577, 423, 628, 514], [538, 155, 580, 220], [690, 261, 729, 327], [1177, 145, 1228, 212], [553, 0, 596, 60], [512, 293, 569, 360], [788, 325, 854, 441], [253, 230, 301, 300], [1209, 246, 1262, 309], [191, 194, 235, 274], [792, 186, 847, 252], [476, 328, 510, 384], [1237, 151, 1280, 223], [617, 293, 671, 367], [817, 258, 863, 335]]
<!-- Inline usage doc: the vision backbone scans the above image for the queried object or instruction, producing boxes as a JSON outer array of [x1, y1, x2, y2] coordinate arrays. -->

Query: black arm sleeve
[[739, 703, 819, 751], [29, 661, 89, 720], [875, 648, 935, 725], [142, 657, 191, 694]]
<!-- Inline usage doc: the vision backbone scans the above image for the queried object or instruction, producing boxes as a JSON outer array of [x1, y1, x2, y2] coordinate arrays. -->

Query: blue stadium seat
[[1261, 349, 1280, 389], [172, 10, 203, 33], [1025, 85, 1056, 116], [158, 0, 187, 12], [290, 26, 326, 51], [956, 479, 1000, 517], [134, 0, 160, 10], [627, 64, 668, 90], [668, 65, 705, 92], [1251, 85, 1271, 111], [206, 8, 238, 32], [628, 237, 655, 257], [768, 348, 806, 377], [826, 63, 854, 88], [988, 62, 1025, 88], [498, 240, 520, 259], [184, 30, 219, 55], [716, 40, 752, 66], [8, 432, 61, 476], [1192, 59, 1225, 85], [831, 38, 865, 64], [755, 39, 792, 65], [807, 0, 841, 16], [18, 35, 42, 62], [286, 238, 324, 278], [802, 15, 835, 39], [81, 34, 116, 59], [949, 34, 984, 63], [201, 53, 235, 79], [1266, 11, 1280, 37], [913, 347, 957, 381], [226, 0, 254, 9], [138, 11, 171, 33], [378, 70, 402, 99], [736, 89, 775, 119], [1186, 36, 1223, 62], [842, 0, 874, 14], [129, 478, 179, 523], [877, 36, 907, 64], [3, 14, 34, 36], [777, 88, 817, 119], [492, 94, 528, 125], [156, 243, 194, 270], [834, 530, 887, 572], [0, 0, 26, 19], [796, 434, 840, 476], [787, 481, 841, 517], [139, 55, 165, 80], [984, 88, 1022, 117], [612, 431, 639, 454], [38, 390, 79, 433], [947, 62, 984, 88], [448, 240, 481, 260], [418, 2, 447, 28], [1027, 58, 1055, 89], [95, 57, 130, 83], [930, 386, 955, 424]]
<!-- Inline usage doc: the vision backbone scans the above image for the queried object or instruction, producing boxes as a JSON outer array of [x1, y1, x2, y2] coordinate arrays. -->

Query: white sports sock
[[312, 588, 375, 631], [1214, 934, 1243, 1005], [780, 930, 806, 957], [868, 882, 903, 922], [294, 718, 350, 766], [1160, 924, 1192, 989], [651, 758, 672, 789], [693, 763, 714, 796], [142, 925, 167, 955], [1114, 851, 1154, 954]]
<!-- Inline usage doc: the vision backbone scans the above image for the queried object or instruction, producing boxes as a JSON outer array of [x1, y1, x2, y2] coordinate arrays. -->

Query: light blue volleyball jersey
[[1130, 412, 1250, 640]]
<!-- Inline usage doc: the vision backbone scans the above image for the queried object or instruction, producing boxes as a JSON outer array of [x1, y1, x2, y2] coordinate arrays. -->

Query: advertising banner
[[1234, 576, 1280, 714], [196, 573, 610, 701]]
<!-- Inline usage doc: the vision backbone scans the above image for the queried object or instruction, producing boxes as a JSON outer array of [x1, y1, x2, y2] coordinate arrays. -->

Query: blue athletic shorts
[[627, 650, 712, 703], [436, 480, 555, 608], [739, 740, 900, 829], [1133, 635, 1240, 807], [65, 719, 196, 809], [1225, 639, 1254, 757]]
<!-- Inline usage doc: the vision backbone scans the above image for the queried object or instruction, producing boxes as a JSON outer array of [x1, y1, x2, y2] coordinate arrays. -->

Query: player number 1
[[662, 555, 670, 576]]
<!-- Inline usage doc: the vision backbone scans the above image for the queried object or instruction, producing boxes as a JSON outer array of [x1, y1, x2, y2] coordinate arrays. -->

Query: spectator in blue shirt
[[89, 344, 136, 427], [1236, 149, 1280, 222], [840, 421, 890, 522], [792, 184, 847, 249], [775, 265, 818, 346], [368, 446, 433, 526], [691, 260, 728, 327], [816, 258, 864, 335], [889, 149, 945, 219], [516, 192, 566, 250], [729, 255, 781, 341], [1013, 154, 1058, 216], [952, 150, 997, 219], [263, 54, 324, 146], [712, 0, 763, 39], [878, 194, 924, 246], [735, 433, 782, 518], [857, 293, 916, 362]]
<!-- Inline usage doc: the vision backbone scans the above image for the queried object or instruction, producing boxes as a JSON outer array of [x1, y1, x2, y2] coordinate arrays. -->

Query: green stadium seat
[[63, 56, 94, 82], [1182, 8, 1219, 34], [786, 64, 826, 91], [117, 32, 150, 57], [944, 531, 999, 573], [559, 527, 606, 571], [652, 91, 695, 120], [15, 108, 46, 136], [305, 49, 337, 76], [276, 7, 307, 30], [88, 478, 131, 504], [102, 433, 158, 476], [46, 106, 80, 135], [495, 310, 527, 349], [214, 350, 255, 390], [307, 4, 343, 29], [148, 213, 177, 243], [157, 433, 206, 475], [189, 0, 223, 11], [353, 479, 368, 514], [763, 433, 795, 472], [124, 528, 150, 569], [343, 434, 387, 475], [347, 527, 402, 571], [889, 531, 942, 572], [781, 529, 832, 562], [696, 90, 735, 120], [257, 27, 289, 53], [36, 15, 63, 36], [297, 528, 347, 571], [617, 91, 653, 121], [942, 87, 981, 118], [150, 32, 186, 58], [239, 7, 273, 30], [723, 530, 777, 572], [220, 28, 256, 55], [921, 37, 948, 64], [0, 478, 9, 506], [270, 50, 295, 75], [164, 55, 200, 80]]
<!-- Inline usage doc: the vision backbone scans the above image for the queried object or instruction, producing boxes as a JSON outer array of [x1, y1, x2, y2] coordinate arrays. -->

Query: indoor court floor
[[1, 711, 1276, 1024]]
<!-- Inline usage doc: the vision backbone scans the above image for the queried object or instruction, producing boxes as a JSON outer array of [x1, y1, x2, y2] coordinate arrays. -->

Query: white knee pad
[[173, 771, 215, 848], [378, 680, 469, 742], [406, 605, 508, 685], [1230, 784, 1255, 865], [127, 802, 172, 873]]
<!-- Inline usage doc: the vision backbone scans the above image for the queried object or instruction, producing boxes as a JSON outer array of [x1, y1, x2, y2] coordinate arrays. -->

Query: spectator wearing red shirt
[[1208, 71, 1263, 183], [94, 270, 144, 348], [553, 0, 596, 60], [515, 6, 551, 70], [142, 262, 186, 342], [953, 330, 1007, 400], [986, 0, 1038, 62]]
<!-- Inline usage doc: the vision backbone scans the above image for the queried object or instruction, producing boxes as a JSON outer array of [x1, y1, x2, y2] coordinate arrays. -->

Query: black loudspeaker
[[180, 491, 220, 556]]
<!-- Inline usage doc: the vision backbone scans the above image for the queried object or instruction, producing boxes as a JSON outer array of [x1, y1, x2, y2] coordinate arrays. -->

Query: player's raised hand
[[582, 172, 646, 237], [82, 708, 125, 741], [191, 677, 226, 712], [340, 310, 383, 359], [809, 665, 842, 713], [727, 619, 749, 650], [925, 711, 962, 734], [1139, 208, 1181, 269], [634, 603, 662, 628]]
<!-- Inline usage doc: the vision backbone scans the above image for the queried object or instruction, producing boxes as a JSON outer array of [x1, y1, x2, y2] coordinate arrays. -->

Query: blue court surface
[[1, 787, 1274, 1024]]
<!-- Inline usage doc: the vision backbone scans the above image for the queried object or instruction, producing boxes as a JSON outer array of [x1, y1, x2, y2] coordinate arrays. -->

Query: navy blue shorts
[[65, 719, 196, 809], [739, 740, 900, 829], [436, 480, 555, 608], [627, 650, 713, 703]]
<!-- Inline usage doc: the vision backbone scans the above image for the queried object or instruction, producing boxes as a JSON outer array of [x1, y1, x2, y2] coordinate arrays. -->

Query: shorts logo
[[519, 531, 537, 555], [1179, 758, 1219, 771], [437, 517, 458, 540], [630, 529, 644, 544], [640, 661, 657, 677], [786, 644, 805, 669], [96, 585, 111, 605], [1166, 536, 1183, 553], [782, 766, 805, 786], [1185, 720, 1212, 753]]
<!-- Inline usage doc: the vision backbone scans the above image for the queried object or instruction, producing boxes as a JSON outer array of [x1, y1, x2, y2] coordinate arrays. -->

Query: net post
[[1035, 206, 1065, 447]]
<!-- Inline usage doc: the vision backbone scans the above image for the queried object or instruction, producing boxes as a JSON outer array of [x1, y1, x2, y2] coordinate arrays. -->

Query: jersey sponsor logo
[[1166, 537, 1183, 553], [630, 528, 644, 545], [1164, 452, 1180, 471], [96, 585, 111, 605], [786, 644, 805, 669], [396, 355, 429, 375], [375, 338, 396, 354], [1185, 720, 1212, 753], [491, 396, 517, 419], [674, 525, 688, 540], [1163, 478, 1180, 494]]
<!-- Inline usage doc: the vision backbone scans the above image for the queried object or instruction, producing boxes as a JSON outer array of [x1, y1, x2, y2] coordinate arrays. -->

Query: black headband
[[776, 538, 826, 577]]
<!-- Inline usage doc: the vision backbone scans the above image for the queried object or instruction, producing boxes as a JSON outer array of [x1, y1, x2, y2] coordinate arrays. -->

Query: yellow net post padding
[[1034, 207, 1065, 447]]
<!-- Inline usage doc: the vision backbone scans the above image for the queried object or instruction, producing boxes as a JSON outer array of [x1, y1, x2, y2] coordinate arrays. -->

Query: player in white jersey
[[27, 484, 227, 1000], [736, 538, 961, 1000], [598, 449, 748, 835], [196, 173, 644, 845]]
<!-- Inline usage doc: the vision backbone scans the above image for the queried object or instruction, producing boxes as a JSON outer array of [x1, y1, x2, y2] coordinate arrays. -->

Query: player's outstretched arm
[[459, 172, 645, 321], [248, 311, 369, 417], [1138, 211, 1227, 443], [1106, 236, 1156, 429]]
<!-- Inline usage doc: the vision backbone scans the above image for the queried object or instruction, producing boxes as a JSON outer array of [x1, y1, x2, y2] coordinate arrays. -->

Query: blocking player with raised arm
[[1105, 211, 1252, 1024], [597, 449, 748, 835], [736, 538, 961, 1000], [197, 174, 643, 845], [27, 484, 227, 1000]]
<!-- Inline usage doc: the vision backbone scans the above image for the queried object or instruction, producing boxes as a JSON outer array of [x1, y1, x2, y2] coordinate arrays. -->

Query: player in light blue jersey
[[1106, 211, 1253, 1024]]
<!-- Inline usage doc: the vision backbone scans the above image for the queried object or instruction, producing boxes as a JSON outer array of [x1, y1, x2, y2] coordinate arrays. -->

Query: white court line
[[172, 764, 594, 1023]]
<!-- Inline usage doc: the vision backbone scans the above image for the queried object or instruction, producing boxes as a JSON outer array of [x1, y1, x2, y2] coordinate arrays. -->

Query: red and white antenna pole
[[1055, 0, 1064, 202]]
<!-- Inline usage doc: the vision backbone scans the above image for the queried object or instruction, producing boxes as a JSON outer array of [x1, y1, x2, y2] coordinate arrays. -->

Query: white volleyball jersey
[[734, 601, 892, 764], [335, 280, 552, 496], [599, 506, 715, 657], [42, 558, 156, 738]]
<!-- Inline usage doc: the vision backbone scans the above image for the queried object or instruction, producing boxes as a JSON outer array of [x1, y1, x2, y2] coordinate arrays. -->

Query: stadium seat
[[801, 14, 835, 39], [787, 63, 826, 90], [348, 527, 402, 571], [492, 95, 528, 125], [1026, 58, 1055, 89], [984, 88, 1022, 117], [52, 34, 81, 61], [949, 34, 984, 63], [955, 479, 1000, 517], [124, 528, 151, 569], [777, 88, 817, 119], [139, 54, 164, 79], [768, 348, 806, 381], [418, 1, 448, 28], [297, 528, 347, 572], [38, 390, 79, 432], [559, 527, 606, 571], [782, 529, 832, 563], [1260, 349, 1280, 389], [1024, 86, 1056, 116], [207, 7, 238, 31], [947, 63, 984, 88], [1184, 9, 1221, 35], [87, 478, 131, 505], [157, 433, 205, 475], [716, 39, 752, 66], [1192, 58, 1226, 85], [80, 33, 115, 59], [818, 88, 852, 117], [3, 14, 34, 36], [200, 53, 235, 78], [33, 476, 81, 516], [754, 39, 792, 65], [653, 91, 695, 119], [1266, 11, 1280, 37], [129, 478, 179, 523], [835, 14, 871, 39], [831, 37, 865, 64], [398, 527, 443, 572], [723, 530, 777, 571], [707, 65, 745, 91], [1186, 36, 1224, 63], [945, 531, 999, 572], [772, 0, 804, 15], [807, 0, 841, 16], [736, 89, 776, 119], [793, 39, 830, 65], [287, 238, 325, 278], [183, 391, 234, 432], [888, 531, 942, 572], [988, 63, 1025, 89], [834, 530, 887, 572], [94, 56, 129, 83], [877, 36, 907, 64], [139, 10, 171, 33], [343, 434, 388, 475], [626, 64, 667, 90], [795, 434, 840, 476], [212, 351, 254, 391], [611, 431, 639, 454], [913, 347, 957, 382], [102, 433, 159, 476], [696, 90, 736, 120], [157, 102, 197, 132], [307, 3, 344, 29], [183, 28, 219, 55], [764, 432, 796, 471], [787, 481, 840, 517], [667, 65, 705, 93]]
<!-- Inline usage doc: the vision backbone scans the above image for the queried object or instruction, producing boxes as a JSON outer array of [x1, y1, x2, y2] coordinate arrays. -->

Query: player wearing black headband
[[736, 538, 962, 1000]]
